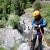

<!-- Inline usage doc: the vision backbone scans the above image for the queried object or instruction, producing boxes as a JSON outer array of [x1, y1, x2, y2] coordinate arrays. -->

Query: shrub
[[41, 3, 50, 29], [0, 13, 8, 20], [7, 14, 20, 28], [25, 2, 32, 8], [0, 47, 6, 50], [0, 17, 6, 28], [14, 0, 25, 16], [33, 0, 41, 10]]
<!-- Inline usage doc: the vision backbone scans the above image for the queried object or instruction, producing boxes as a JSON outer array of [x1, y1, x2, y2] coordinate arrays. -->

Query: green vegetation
[[0, 0, 50, 29], [0, 18, 6, 28], [45, 32, 50, 46], [0, 47, 6, 50], [33, 0, 41, 10], [0, 0, 32, 28], [41, 3, 50, 29], [0, 0, 32, 16], [25, 2, 32, 8], [0, 0, 50, 48], [45, 33, 50, 39], [6, 14, 20, 28]]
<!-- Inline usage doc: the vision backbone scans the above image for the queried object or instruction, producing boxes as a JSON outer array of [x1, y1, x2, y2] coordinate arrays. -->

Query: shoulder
[[41, 18, 47, 23], [40, 17, 45, 21], [32, 18, 35, 21], [32, 18, 35, 24]]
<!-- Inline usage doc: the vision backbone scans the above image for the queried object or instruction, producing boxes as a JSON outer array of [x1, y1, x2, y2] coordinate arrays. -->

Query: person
[[30, 10, 47, 50]]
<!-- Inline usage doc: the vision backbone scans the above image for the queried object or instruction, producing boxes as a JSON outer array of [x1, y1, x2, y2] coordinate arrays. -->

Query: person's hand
[[34, 25, 41, 28], [38, 25, 41, 28], [34, 25, 38, 27]]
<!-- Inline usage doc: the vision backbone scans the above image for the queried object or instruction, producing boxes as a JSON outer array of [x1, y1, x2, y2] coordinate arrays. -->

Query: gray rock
[[17, 43, 30, 50]]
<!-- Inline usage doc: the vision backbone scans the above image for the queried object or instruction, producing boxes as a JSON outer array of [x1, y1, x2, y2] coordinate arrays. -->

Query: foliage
[[41, 3, 50, 29], [7, 14, 20, 28], [33, 0, 41, 10], [0, 0, 32, 28], [29, 0, 35, 3], [0, 47, 6, 50], [0, 13, 8, 20], [14, 0, 25, 16], [0, 0, 32, 16], [0, 17, 6, 28], [25, 2, 32, 8]]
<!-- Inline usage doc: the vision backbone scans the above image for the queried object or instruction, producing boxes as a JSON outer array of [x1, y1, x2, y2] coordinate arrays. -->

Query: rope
[[40, 29, 48, 50]]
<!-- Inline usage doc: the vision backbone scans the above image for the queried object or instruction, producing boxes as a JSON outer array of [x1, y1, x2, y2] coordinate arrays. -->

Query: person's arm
[[32, 19, 36, 27], [40, 19, 47, 27], [32, 19, 37, 27]]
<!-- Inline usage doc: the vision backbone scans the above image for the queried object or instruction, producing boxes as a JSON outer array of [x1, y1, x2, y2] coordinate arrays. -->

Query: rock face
[[17, 43, 30, 50], [19, 9, 50, 50], [0, 9, 33, 50], [0, 8, 49, 50], [0, 28, 24, 50]]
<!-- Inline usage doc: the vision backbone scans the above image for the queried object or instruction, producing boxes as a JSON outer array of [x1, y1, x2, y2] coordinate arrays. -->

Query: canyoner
[[30, 10, 47, 50]]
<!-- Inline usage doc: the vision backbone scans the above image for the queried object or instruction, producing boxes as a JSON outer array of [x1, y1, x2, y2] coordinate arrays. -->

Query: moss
[[0, 47, 6, 50]]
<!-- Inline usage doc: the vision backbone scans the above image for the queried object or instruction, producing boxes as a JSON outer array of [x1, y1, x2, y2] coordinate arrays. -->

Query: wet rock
[[17, 42, 30, 50], [0, 28, 24, 50]]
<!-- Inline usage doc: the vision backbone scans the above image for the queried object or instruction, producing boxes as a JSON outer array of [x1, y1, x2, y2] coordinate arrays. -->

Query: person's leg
[[30, 34, 37, 50], [38, 36, 42, 50]]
